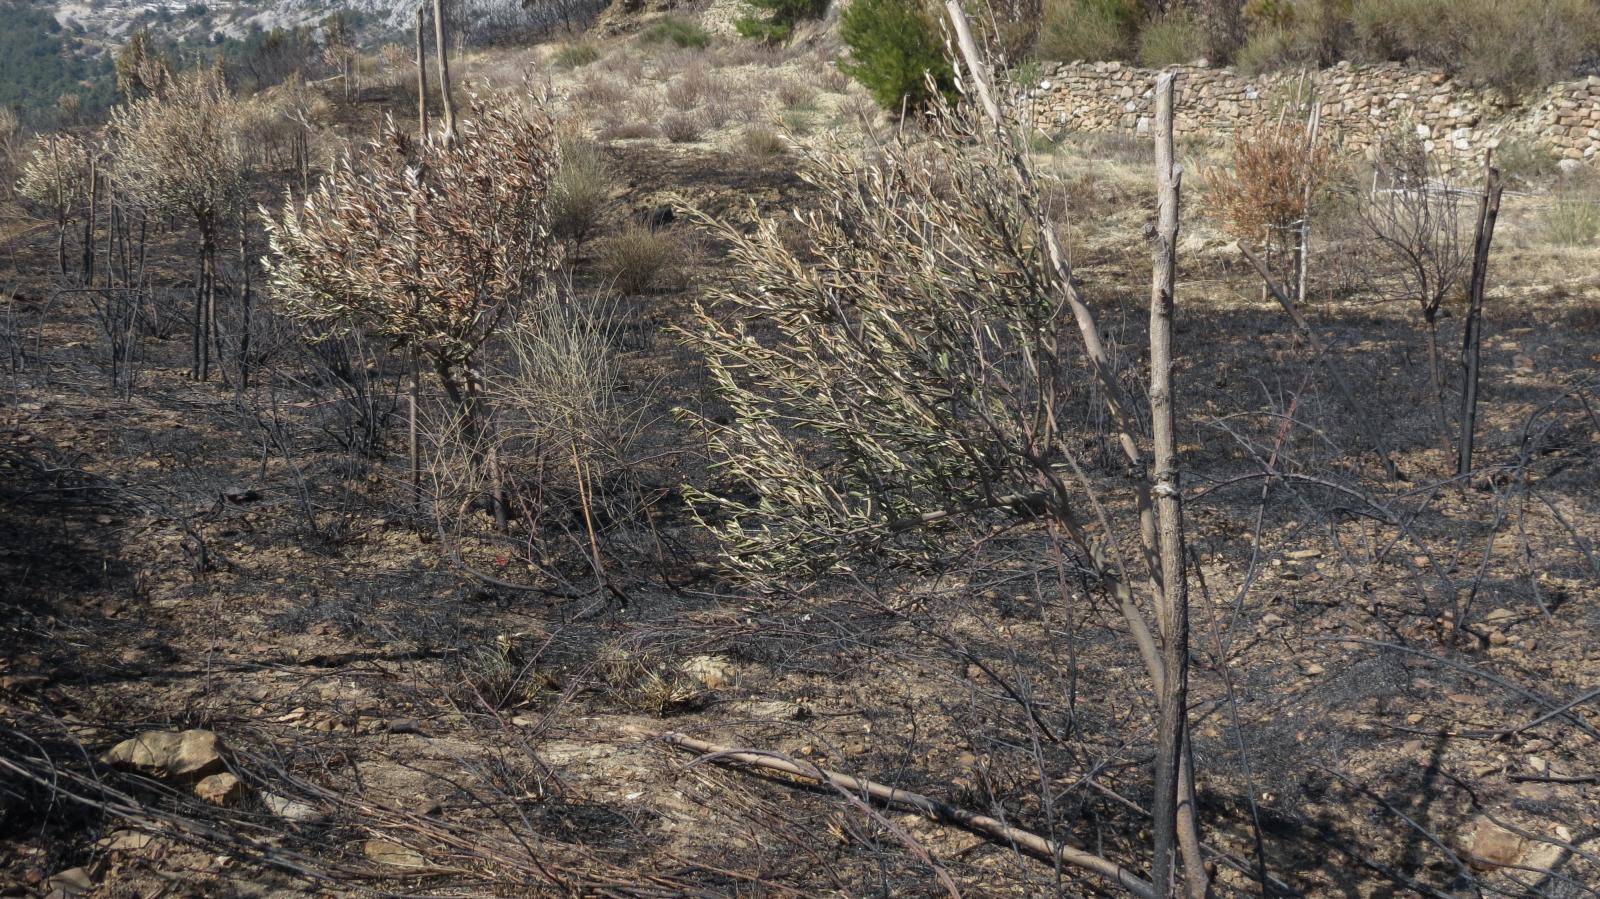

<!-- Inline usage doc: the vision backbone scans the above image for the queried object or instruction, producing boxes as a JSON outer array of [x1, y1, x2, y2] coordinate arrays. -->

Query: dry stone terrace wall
[[1028, 59, 1600, 169]]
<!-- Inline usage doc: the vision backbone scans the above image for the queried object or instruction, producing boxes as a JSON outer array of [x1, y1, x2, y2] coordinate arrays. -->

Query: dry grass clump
[[775, 77, 819, 110], [638, 15, 713, 50], [595, 51, 645, 82], [814, 62, 852, 94], [595, 224, 690, 294], [741, 126, 787, 159], [665, 65, 729, 111], [661, 111, 706, 143], [1540, 179, 1600, 247], [778, 109, 815, 136], [597, 643, 709, 715], [551, 136, 614, 247], [713, 41, 788, 68], [595, 92, 666, 142], [552, 41, 602, 70], [569, 74, 629, 109], [597, 119, 661, 142]]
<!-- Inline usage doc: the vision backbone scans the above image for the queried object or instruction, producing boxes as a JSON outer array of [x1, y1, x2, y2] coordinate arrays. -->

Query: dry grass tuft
[[595, 224, 690, 294]]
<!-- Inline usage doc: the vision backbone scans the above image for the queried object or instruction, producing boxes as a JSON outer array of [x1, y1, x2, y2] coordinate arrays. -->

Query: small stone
[[96, 830, 155, 853], [679, 655, 737, 690], [1466, 818, 1525, 870], [44, 867, 93, 896], [103, 730, 225, 781], [1303, 663, 1326, 675], [261, 793, 325, 824], [222, 485, 259, 503], [195, 772, 244, 806], [363, 839, 426, 869]]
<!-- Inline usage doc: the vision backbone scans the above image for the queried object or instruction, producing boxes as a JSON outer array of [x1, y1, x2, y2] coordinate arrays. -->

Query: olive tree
[[263, 95, 562, 525], [110, 67, 248, 382], [17, 133, 92, 276], [682, 5, 1204, 889]]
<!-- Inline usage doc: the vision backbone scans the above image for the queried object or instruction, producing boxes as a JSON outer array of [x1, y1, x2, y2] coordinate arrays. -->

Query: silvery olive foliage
[[17, 133, 92, 219], [681, 106, 1091, 580], [109, 67, 248, 236], [263, 95, 563, 373]]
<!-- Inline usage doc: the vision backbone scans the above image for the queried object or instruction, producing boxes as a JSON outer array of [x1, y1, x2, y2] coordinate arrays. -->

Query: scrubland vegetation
[[1, 1, 1598, 898]]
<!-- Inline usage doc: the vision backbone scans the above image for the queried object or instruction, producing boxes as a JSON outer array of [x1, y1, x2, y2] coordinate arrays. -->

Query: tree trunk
[[432, 0, 456, 142], [416, 6, 431, 137], [82, 157, 97, 287], [1147, 72, 1203, 899], [238, 213, 252, 392], [1457, 156, 1502, 477], [1422, 311, 1453, 458]]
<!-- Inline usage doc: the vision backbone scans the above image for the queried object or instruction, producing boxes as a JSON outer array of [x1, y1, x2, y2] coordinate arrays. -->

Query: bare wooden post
[[82, 156, 97, 286], [238, 210, 252, 392], [431, 0, 456, 142], [1295, 93, 1320, 308], [410, 3, 429, 499], [415, 5, 430, 137], [1147, 71, 1192, 899], [1457, 153, 1503, 477]]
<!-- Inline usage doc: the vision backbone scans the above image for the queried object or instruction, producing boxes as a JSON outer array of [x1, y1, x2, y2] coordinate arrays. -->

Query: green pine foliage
[[736, 0, 830, 43], [840, 0, 955, 111]]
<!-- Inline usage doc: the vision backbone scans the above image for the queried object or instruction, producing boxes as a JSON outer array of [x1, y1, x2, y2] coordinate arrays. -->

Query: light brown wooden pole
[[415, 5, 430, 137], [1148, 71, 1203, 899], [431, 0, 456, 142]]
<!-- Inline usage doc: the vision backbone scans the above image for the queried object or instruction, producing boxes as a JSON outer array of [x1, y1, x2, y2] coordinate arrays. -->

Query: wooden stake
[[431, 0, 456, 142], [1148, 71, 1201, 899], [415, 5, 430, 137], [1457, 153, 1502, 477]]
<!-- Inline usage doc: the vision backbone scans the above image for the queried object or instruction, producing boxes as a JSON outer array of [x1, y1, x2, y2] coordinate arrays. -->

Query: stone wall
[[1028, 60, 1600, 168]]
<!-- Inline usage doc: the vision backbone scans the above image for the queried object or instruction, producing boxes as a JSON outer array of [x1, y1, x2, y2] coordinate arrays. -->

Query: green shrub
[[736, 0, 829, 43], [1495, 137, 1561, 189], [1237, 0, 1352, 71], [1350, 0, 1600, 94], [840, 0, 955, 111], [1541, 180, 1600, 246], [1137, 10, 1205, 67], [551, 137, 613, 247], [552, 41, 601, 69], [641, 16, 713, 50], [1033, 0, 1138, 62]]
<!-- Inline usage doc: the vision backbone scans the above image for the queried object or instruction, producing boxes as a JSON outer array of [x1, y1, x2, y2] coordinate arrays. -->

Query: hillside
[[1, 4, 1599, 898]]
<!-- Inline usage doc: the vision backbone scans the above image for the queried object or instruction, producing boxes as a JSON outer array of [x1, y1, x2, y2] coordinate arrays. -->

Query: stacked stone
[[1535, 76, 1600, 160], [1028, 59, 1598, 168]]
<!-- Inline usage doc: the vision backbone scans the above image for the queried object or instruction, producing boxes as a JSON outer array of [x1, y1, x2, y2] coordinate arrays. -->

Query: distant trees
[[114, 30, 173, 100], [322, 14, 358, 101], [109, 67, 248, 382], [736, 0, 830, 43]]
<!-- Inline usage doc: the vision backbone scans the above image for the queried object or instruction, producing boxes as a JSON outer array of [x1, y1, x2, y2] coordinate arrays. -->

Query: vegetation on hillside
[[1023, 0, 1600, 93], [0, 5, 116, 128]]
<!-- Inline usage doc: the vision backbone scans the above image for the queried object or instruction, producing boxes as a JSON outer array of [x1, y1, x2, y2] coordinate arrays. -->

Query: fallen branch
[[643, 728, 1157, 899]]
